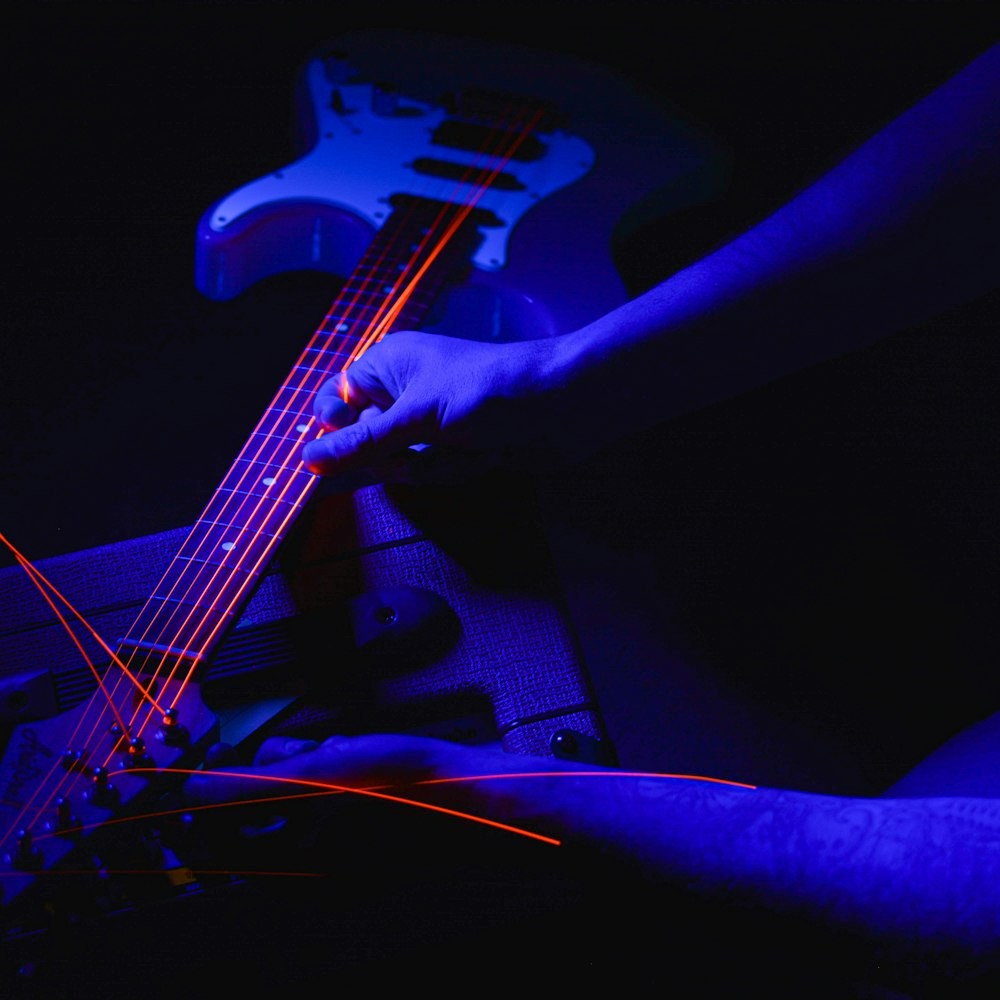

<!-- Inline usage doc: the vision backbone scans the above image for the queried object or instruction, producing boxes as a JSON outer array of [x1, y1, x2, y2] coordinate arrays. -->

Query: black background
[[2, 3, 1000, 994], [3, 1, 997, 564]]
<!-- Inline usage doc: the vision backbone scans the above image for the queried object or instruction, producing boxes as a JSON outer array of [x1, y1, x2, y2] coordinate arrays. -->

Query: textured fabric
[[1, 485, 608, 757]]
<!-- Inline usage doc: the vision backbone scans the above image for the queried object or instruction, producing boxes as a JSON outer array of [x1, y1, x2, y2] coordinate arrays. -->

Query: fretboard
[[116, 198, 483, 682]]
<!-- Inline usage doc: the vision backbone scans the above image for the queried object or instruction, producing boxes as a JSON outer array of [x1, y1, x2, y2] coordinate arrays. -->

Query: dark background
[[3, 1, 997, 564], [2, 4, 1000, 992], [4, 0, 1000, 769], [4, 0, 1000, 791]]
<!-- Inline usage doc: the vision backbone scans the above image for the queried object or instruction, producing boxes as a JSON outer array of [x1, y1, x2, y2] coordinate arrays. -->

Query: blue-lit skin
[[304, 42, 1000, 491], [215, 42, 1000, 989]]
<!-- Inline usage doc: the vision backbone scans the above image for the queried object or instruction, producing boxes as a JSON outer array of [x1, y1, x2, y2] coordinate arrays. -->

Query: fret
[[252, 412, 313, 440], [190, 516, 283, 542], [256, 404, 313, 421], [241, 409, 319, 448], [174, 552, 260, 572], [313, 318, 357, 337], [289, 363, 349, 379], [244, 427, 320, 450], [222, 457, 316, 487], [131, 198, 485, 672], [115, 637, 206, 664], [122, 604, 230, 658], [179, 519, 286, 563], [300, 344, 355, 363], [148, 560, 256, 608], [118, 650, 190, 679], [338, 278, 408, 298], [322, 295, 391, 315], [144, 592, 240, 619], [147, 558, 254, 610], [267, 384, 327, 415], [260, 387, 326, 414], [209, 483, 303, 509], [184, 474, 315, 566]]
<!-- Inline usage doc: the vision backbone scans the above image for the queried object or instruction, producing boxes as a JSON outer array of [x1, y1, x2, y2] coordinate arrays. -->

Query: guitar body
[[0, 29, 724, 994], [195, 29, 721, 332]]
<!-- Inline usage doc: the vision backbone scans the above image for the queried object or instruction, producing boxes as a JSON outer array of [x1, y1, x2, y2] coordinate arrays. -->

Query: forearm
[[439, 767, 1000, 983], [186, 736, 999, 985], [552, 42, 1000, 438]]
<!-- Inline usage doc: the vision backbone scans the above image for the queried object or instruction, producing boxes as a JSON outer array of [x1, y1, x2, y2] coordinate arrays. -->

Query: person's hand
[[184, 732, 577, 807], [182, 732, 597, 861], [300, 331, 578, 489]]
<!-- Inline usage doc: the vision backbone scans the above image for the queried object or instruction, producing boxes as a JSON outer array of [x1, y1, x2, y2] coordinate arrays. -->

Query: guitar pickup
[[409, 157, 526, 191]]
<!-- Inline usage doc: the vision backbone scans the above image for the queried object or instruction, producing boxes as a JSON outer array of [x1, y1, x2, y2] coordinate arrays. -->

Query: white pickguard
[[207, 60, 595, 271]]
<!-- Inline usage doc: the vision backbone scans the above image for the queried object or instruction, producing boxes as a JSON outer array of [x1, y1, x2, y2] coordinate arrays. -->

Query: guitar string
[[121, 211, 484, 729], [1, 538, 139, 732], [0, 539, 135, 845], [4, 94, 547, 859], [118, 169, 513, 707], [27, 768, 759, 863], [122, 99, 547, 740], [37, 207, 462, 816], [0, 535, 203, 852]]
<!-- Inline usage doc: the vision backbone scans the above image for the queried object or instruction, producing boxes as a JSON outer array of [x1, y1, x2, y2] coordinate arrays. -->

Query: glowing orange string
[[0, 532, 161, 716], [4, 99, 555, 839], [137, 97, 542, 639], [122, 229, 434, 718], [343, 109, 545, 367], [0, 543, 129, 738], [125, 767, 563, 845], [422, 771, 758, 790], [0, 534, 167, 845], [129, 107, 548, 726]]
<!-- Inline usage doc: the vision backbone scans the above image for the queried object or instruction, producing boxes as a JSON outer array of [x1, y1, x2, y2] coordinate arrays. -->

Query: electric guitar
[[0, 29, 720, 989]]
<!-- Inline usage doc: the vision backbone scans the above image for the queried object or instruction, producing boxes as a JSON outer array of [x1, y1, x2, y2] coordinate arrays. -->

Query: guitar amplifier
[[0, 475, 612, 763]]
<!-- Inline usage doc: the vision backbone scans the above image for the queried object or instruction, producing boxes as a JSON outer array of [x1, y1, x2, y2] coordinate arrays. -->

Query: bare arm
[[185, 734, 1000, 989], [302, 41, 1000, 482]]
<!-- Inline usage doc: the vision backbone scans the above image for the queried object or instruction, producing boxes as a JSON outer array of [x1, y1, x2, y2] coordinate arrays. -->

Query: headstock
[[0, 678, 217, 939]]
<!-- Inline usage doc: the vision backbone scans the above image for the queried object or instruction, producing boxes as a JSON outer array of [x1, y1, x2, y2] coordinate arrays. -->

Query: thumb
[[302, 402, 424, 477]]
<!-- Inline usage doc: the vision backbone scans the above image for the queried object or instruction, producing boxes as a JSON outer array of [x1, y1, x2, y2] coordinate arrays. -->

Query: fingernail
[[319, 397, 354, 431]]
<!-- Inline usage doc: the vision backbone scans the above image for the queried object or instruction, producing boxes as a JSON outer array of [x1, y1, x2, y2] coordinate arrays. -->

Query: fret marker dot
[[263, 477, 276, 486], [337, 322, 349, 332], [296, 423, 310, 433], [221, 542, 235, 551]]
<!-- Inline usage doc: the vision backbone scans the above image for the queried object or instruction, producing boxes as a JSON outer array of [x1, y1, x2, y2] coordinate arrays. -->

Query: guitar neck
[[118, 198, 484, 679]]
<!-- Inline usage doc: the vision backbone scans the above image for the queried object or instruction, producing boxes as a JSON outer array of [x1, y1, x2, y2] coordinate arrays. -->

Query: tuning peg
[[124, 737, 154, 770], [44, 796, 79, 837], [61, 747, 89, 772], [85, 766, 119, 808], [8, 828, 42, 870], [155, 707, 189, 747]]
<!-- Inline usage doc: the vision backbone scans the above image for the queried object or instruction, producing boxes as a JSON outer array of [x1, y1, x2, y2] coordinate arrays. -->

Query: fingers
[[183, 747, 343, 809], [315, 394, 357, 433], [183, 734, 452, 808], [302, 404, 425, 481], [253, 736, 321, 767], [313, 372, 362, 431], [314, 342, 401, 423]]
